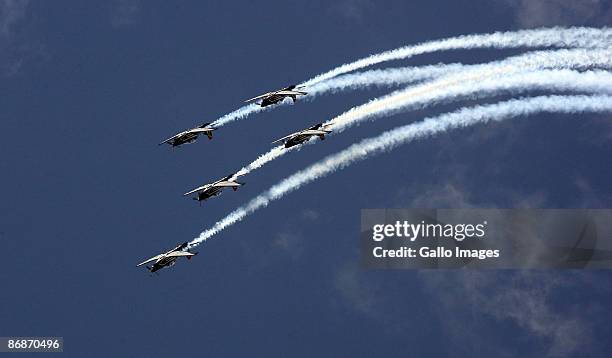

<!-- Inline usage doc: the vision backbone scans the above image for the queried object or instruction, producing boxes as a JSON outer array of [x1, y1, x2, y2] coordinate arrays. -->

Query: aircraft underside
[[149, 258, 176, 272], [172, 134, 198, 146], [285, 135, 311, 148], [197, 187, 223, 201], [261, 95, 283, 107]]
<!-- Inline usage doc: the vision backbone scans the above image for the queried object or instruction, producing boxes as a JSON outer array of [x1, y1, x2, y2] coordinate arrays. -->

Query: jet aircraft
[[244, 85, 307, 107], [159, 123, 216, 147], [272, 123, 332, 148], [136, 242, 197, 273], [183, 173, 245, 202]]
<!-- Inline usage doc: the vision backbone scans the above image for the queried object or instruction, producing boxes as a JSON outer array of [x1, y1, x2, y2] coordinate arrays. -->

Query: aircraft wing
[[276, 90, 307, 96], [244, 92, 271, 103], [168, 242, 189, 252], [301, 129, 330, 136], [187, 127, 214, 134], [213, 181, 241, 188], [159, 133, 180, 145], [136, 254, 162, 267], [165, 251, 196, 258], [271, 133, 298, 144], [183, 185, 209, 196]]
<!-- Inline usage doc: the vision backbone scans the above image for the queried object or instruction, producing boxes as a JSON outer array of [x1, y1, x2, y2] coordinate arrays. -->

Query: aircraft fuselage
[[285, 135, 311, 148], [196, 187, 223, 201], [260, 94, 286, 107], [148, 257, 177, 272], [170, 133, 199, 146]]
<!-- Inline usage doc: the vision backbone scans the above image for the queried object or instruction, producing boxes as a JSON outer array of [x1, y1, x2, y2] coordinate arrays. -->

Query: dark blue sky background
[[2, 1, 612, 357]]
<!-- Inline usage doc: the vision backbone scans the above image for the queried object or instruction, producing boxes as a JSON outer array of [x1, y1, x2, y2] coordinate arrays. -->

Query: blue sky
[[2, 1, 612, 357]]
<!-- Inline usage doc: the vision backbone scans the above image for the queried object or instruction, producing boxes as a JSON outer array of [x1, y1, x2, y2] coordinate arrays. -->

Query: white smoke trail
[[189, 95, 612, 247], [229, 48, 612, 179], [302, 63, 463, 97], [213, 64, 462, 127], [213, 103, 269, 128], [326, 49, 612, 131], [211, 28, 612, 128], [235, 67, 612, 177], [236, 145, 286, 177], [302, 27, 612, 86]]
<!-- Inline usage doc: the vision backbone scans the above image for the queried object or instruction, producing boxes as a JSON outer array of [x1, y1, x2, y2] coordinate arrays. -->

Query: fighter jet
[[159, 123, 216, 147], [136, 242, 197, 273], [244, 85, 307, 107], [272, 123, 332, 148], [183, 173, 245, 202]]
